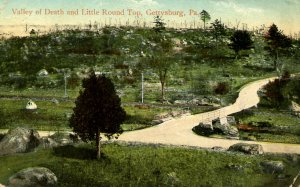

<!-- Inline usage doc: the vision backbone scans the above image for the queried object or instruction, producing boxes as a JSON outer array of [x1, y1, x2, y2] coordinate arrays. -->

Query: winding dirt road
[[118, 77, 300, 154]]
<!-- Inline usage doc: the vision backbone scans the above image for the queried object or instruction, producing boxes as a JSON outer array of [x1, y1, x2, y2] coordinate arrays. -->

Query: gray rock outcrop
[[261, 161, 285, 174], [228, 143, 264, 155], [0, 127, 40, 156], [8, 167, 57, 187]]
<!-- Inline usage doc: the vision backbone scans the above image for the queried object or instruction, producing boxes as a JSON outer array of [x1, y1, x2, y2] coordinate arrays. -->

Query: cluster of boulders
[[0, 127, 83, 187], [193, 116, 239, 139], [152, 110, 191, 125], [173, 96, 222, 107], [0, 127, 80, 156]]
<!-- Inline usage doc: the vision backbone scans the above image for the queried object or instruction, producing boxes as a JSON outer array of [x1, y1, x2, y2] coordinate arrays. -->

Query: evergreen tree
[[153, 16, 166, 33], [210, 19, 227, 42], [229, 30, 253, 58], [70, 72, 126, 159], [264, 24, 292, 72], [200, 10, 211, 30]]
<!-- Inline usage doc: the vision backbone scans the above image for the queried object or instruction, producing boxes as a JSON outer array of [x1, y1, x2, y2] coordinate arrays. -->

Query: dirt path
[[118, 77, 300, 154]]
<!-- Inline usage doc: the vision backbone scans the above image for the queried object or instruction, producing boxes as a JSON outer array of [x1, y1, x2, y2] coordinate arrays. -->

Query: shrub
[[214, 82, 230, 95]]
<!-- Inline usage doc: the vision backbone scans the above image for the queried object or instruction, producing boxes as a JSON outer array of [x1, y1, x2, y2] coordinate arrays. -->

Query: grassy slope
[[234, 108, 300, 144], [0, 143, 299, 187]]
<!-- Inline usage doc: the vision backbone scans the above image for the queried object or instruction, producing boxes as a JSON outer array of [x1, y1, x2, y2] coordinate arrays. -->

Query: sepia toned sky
[[0, 0, 300, 34]]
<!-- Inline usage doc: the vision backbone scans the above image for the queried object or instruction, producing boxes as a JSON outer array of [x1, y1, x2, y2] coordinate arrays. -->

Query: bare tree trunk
[[161, 81, 165, 103], [96, 129, 101, 159]]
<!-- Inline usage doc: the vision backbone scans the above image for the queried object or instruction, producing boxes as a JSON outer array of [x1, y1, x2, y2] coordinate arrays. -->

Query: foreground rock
[[228, 143, 264, 155], [260, 160, 285, 174], [8, 167, 57, 187], [152, 111, 191, 125], [193, 116, 239, 139], [40, 132, 81, 148], [0, 127, 40, 156]]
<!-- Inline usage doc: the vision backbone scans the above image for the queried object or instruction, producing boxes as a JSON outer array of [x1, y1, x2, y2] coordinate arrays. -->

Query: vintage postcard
[[0, 0, 300, 186]]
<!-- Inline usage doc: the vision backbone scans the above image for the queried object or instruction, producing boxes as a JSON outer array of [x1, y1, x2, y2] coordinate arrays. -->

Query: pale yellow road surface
[[118, 77, 300, 154]]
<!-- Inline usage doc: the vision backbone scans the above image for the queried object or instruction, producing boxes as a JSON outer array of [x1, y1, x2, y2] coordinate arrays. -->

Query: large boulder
[[40, 132, 81, 148], [8, 167, 57, 187], [228, 143, 264, 155], [192, 122, 214, 136], [261, 161, 285, 174], [213, 117, 239, 139], [0, 127, 40, 156]]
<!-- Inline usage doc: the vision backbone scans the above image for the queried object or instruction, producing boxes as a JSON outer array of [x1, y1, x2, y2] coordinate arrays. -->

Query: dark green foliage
[[153, 16, 166, 33], [210, 19, 227, 41], [200, 10, 211, 30], [214, 82, 230, 95], [67, 72, 81, 89], [264, 24, 292, 70], [229, 30, 253, 57], [263, 78, 289, 108], [0, 108, 8, 128], [70, 72, 126, 158]]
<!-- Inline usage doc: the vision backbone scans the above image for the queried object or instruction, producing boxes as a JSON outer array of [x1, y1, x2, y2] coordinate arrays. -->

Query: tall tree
[[148, 16, 174, 102], [200, 10, 211, 30], [264, 24, 292, 72], [229, 30, 253, 59], [210, 19, 227, 42], [69, 73, 126, 159]]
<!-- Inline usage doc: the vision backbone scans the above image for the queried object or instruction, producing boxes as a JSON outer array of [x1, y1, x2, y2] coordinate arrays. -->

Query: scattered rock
[[193, 122, 214, 136], [261, 161, 285, 174], [211, 146, 226, 151], [0, 127, 40, 156], [228, 143, 264, 155], [8, 167, 57, 187], [153, 111, 191, 125], [37, 69, 49, 77], [25, 100, 37, 110], [174, 100, 188, 105], [49, 132, 80, 145], [213, 117, 239, 139], [225, 163, 244, 171], [51, 98, 59, 105], [226, 116, 236, 125], [39, 137, 59, 149], [290, 101, 300, 117]]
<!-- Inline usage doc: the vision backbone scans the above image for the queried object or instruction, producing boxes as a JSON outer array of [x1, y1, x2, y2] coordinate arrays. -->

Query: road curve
[[118, 77, 300, 154]]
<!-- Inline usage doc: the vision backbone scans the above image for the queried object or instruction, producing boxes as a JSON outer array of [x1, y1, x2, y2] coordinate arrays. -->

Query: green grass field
[[0, 143, 299, 187], [234, 108, 300, 144]]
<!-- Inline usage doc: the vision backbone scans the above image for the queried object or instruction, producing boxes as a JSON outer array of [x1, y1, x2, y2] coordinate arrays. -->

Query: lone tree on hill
[[264, 24, 292, 72], [229, 30, 253, 59], [69, 72, 126, 159], [153, 16, 166, 33], [200, 10, 211, 30]]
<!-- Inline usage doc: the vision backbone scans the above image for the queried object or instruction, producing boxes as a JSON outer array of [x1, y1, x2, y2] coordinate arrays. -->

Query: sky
[[0, 0, 300, 35]]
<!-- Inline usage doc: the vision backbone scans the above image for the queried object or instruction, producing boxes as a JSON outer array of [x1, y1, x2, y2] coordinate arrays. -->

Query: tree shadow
[[52, 145, 109, 161]]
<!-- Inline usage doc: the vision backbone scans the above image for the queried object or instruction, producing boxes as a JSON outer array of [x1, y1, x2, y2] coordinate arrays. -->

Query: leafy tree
[[146, 16, 174, 102], [148, 55, 173, 102], [200, 10, 211, 30], [263, 78, 288, 108], [210, 19, 227, 42], [153, 16, 166, 33], [229, 30, 253, 58], [264, 24, 292, 72], [70, 73, 126, 159]]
